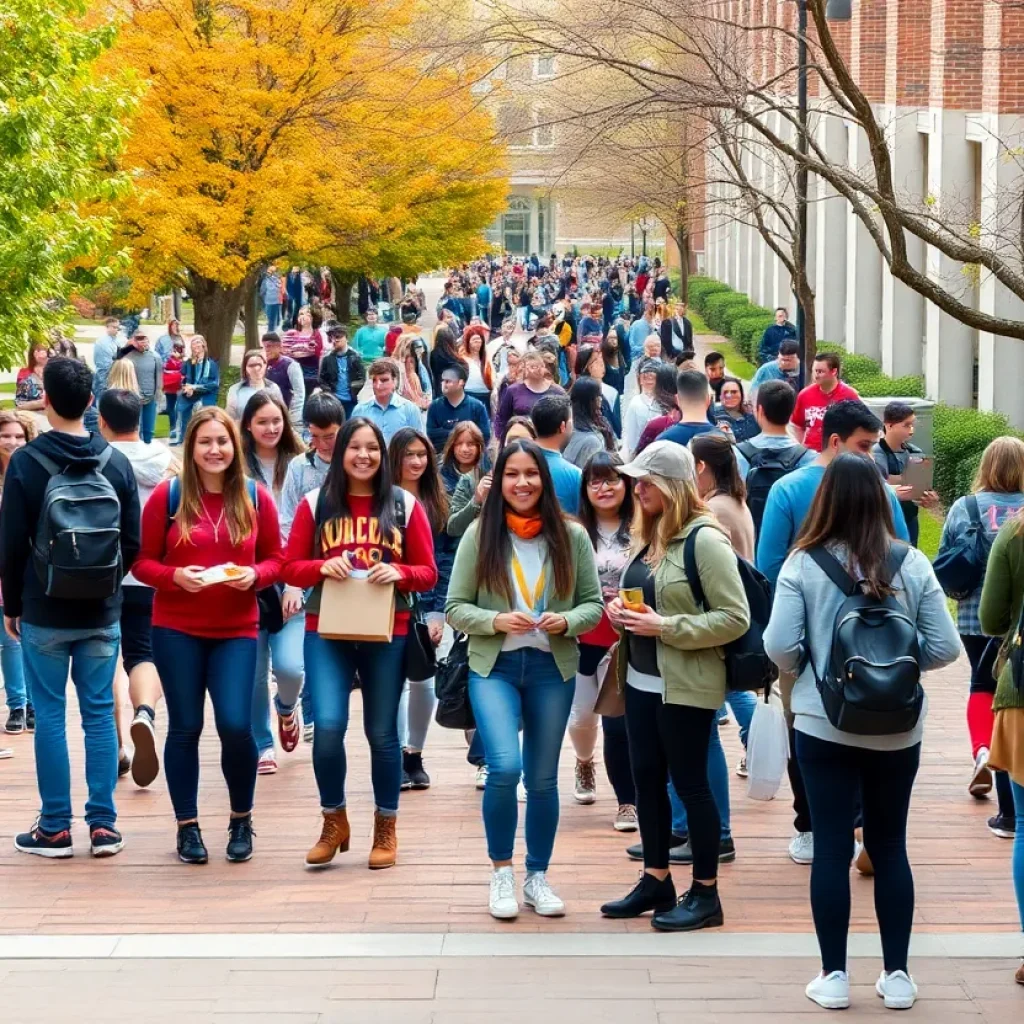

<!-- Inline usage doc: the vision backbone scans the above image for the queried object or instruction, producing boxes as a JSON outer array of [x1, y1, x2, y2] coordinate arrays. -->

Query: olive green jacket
[[615, 515, 751, 709], [445, 520, 604, 681], [979, 519, 1024, 712]]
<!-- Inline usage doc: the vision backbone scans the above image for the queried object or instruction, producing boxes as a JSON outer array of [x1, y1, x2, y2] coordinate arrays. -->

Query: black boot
[[226, 814, 254, 863], [626, 834, 687, 862], [601, 872, 677, 919], [403, 750, 430, 790], [652, 881, 723, 932]]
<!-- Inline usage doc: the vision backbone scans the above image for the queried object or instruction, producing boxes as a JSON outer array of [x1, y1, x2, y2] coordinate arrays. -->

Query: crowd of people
[[0, 252, 1022, 1010]]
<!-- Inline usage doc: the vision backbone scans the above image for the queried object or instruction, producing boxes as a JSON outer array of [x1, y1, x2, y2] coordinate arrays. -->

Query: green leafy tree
[[0, 1, 134, 367]]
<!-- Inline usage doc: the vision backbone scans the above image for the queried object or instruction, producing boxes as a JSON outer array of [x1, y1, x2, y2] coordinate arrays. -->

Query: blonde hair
[[631, 472, 710, 567], [973, 436, 1024, 495], [188, 335, 209, 363], [175, 407, 254, 547], [107, 358, 140, 393]]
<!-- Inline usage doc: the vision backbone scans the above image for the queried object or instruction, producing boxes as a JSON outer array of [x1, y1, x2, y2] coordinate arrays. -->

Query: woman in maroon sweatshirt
[[133, 407, 283, 866], [283, 417, 437, 871]]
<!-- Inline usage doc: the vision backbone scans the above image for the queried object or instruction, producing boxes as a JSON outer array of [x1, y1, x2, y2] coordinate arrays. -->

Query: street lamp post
[[638, 215, 652, 257], [796, 0, 809, 388]]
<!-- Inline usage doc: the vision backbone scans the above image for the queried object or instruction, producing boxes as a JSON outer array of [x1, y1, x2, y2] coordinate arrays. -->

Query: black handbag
[[257, 583, 286, 635], [434, 632, 473, 729], [404, 598, 437, 682]]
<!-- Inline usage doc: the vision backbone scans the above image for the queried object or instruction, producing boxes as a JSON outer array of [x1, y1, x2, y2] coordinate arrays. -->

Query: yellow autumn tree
[[108, 0, 506, 359]]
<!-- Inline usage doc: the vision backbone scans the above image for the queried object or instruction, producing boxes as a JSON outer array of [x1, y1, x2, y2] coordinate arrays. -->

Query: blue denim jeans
[[251, 615, 305, 755], [725, 690, 756, 747], [152, 628, 258, 821], [265, 303, 282, 333], [140, 400, 157, 444], [0, 607, 29, 711], [468, 648, 574, 872], [1012, 778, 1024, 931], [304, 631, 407, 813], [21, 623, 120, 832], [670, 709, 732, 840]]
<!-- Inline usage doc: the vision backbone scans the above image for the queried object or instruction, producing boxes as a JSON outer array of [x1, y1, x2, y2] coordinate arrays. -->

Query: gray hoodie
[[111, 439, 175, 587]]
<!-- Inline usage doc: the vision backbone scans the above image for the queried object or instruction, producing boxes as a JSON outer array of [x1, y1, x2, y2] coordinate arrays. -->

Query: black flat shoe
[[652, 883, 723, 932], [177, 823, 208, 865], [601, 872, 676, 919]]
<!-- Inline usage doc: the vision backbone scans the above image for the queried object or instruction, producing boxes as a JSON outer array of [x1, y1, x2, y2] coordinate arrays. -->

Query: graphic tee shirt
[[791, 381, 860, 451]]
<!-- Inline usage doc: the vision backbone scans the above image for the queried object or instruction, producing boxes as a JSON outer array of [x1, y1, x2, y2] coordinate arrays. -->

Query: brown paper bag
[[317, 576, 395, 642], [593, 643, 624, 718]]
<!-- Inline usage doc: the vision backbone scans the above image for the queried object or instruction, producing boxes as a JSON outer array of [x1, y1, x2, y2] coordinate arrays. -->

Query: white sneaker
[[302, 723, 314, 744], [0, 748, 12, 759], [969, 747, 993, 797], [613, 804, 638, 832], [735, 756, 748, 778], [475, 764, 489, 790], [574, 759, 596, 804], [257, 749, 278, 775], [876, 969, 917, 1009], [789, 831, 814, 864], [488, 866, 518, 920], [806, 970, 850, 1010], [523, 871, 566, 917], [517, 779, 527, 802]]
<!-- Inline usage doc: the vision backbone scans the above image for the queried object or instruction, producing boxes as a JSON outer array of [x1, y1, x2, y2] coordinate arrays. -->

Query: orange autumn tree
[[109, 0, 505, 360]]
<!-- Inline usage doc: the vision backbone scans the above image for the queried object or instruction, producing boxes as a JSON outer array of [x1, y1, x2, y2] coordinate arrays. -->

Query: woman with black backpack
[[937, 436, 1024, 833], [764, 453, 960, 1011]]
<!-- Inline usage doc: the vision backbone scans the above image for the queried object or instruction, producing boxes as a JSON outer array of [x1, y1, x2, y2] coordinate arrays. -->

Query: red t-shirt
[[283, 490, 438, 636], [133, 480, 284, 639], [636, 410, 680, 453], [791, 380, 860, 451]]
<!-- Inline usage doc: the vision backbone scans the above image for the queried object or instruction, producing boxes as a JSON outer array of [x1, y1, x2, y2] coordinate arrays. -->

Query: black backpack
[[434, 632, 474, 729], [684, 525, 778, 692], [933, 495, 991, 599], [26, 446, 123, 601], [738, 441, 808, 539], [807, 543, 924, 736]]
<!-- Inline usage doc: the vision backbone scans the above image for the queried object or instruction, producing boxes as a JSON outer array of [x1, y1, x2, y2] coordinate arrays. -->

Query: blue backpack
[[933, 496, 991, 600]]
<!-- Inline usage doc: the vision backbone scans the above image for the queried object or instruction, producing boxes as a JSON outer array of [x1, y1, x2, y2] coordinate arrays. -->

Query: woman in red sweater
[[283, 417, 437, 870], [133, 407, 283, 866]]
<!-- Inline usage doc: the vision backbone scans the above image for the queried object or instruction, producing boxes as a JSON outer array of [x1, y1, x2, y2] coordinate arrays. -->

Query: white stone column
[[814, 111, 848, 344], [528, 194, 540, 255], [924, 109, 975, 409], [845, 122, 883, 359]]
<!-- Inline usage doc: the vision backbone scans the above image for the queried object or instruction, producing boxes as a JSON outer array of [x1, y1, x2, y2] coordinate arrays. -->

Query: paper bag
[[317, 577, 395, 642]]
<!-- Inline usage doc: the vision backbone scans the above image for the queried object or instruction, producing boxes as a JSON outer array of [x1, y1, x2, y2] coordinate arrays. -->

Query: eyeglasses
[[587, 477, 621, 490]]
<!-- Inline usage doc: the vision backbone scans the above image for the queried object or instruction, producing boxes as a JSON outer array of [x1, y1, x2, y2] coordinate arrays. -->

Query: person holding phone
[[132, 407, 283, 865]]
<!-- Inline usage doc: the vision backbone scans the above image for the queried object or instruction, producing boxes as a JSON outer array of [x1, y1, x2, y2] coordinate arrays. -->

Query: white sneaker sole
[[806, 989, 850, 1010], [790, 851, 813, 865], [613, 820, 638, 832], [523, 896, 566, 918], [969, 760, 993, 797], [489, 902, 519, 920], [14, 838, 73, 859], [91, 840, 124, 858], [876, 979, 916, 1009], [574, 790, 596, 805], [130, 716, 159, 789]]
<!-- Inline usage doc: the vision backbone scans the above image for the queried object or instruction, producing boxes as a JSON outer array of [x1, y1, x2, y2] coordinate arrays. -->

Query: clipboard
[[900, 455, 933, 501]]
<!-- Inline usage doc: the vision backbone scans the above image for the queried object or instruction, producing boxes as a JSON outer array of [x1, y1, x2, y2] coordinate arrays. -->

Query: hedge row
[[687, 276, 775, 362]]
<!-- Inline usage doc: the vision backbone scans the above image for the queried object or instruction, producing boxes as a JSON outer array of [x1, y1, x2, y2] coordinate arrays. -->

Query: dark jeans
[[165, 393, 178, 433], [578, 642, 634, 805], [624, 686, 719, 879], [140, 399, 157, 444], [796, 731, 920, 974], [152, 628, 258, 822], [304, 631, 407, 813], [788, 724, 812, 833]]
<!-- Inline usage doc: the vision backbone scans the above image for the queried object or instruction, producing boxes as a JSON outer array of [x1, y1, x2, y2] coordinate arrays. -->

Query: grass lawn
[[691, 310, 712, 334], [918, 508, 943, 562], [688, 309, 757, 380]]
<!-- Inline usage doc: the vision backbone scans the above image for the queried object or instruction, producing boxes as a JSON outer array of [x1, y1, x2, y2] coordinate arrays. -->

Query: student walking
[[133, 407, 284, 864], [239, 392, 306, 774], [569, 452, 637, 830], [0, 359, 141, 858], [764, 454, 960, 1010], [446, 439, 603, 919], [282, 418, 437, 869], [600, 442, 749, 931], [175, 336, 220, 441]]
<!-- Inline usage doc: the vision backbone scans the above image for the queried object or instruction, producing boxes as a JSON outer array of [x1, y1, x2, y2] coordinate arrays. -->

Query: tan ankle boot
[[305, 809, 350, 867], [368, 812, 397, 869]]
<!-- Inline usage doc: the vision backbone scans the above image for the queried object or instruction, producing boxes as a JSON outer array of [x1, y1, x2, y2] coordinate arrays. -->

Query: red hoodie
[[282, 490, 437, 636], [133, 479, 284, 639]]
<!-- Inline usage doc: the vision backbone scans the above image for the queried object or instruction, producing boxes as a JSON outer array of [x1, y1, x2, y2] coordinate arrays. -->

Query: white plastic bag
[[745, 688, 790, 801]]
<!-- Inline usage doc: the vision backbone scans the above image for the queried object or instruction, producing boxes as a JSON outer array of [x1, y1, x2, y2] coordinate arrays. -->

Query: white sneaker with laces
[[969, 746, 993, 797], [517, 779, 527, 802], [789, 831, 814, 865], [475, 764, 489, 790], [613, 804, 638, 832], [257, 749, 278, 775], [523, 871, 565, 917], [876, 970, 917, 1009], [573, 759, 596, 804], [488, 866, 518, 920], [735, 756, 748, 778], [805, 970, 850, 1010]]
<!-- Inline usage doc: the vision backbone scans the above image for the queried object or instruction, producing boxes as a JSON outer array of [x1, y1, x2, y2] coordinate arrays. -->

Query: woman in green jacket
[[446, 439, 603, 922], [600, 440, 749, 932]]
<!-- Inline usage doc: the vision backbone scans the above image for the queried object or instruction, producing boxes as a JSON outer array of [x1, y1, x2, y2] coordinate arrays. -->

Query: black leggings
[[578, 642, 635, 805], [796, 730, 920, 974], [624, 686, 719, 878]]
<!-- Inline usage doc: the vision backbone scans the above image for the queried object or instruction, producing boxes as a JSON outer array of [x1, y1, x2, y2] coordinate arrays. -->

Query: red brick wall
[[851, 0, 887, 103]]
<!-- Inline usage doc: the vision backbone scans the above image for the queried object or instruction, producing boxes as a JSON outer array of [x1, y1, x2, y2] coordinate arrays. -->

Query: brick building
[[703, 0, 1024, 425]]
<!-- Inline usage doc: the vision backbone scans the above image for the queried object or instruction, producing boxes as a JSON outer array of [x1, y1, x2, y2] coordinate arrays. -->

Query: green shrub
[[687, 277, 731, 313], [715, 301, 767, 337], [704, 292, 751, 333], [855, 374, 927, 399], [932, 404, 1019, 506], [731, 314, 775, 361], [218, 364, 241, 408]]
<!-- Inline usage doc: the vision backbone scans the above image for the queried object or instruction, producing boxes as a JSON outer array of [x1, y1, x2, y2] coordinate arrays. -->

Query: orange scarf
[[505, 512, 543, 539]]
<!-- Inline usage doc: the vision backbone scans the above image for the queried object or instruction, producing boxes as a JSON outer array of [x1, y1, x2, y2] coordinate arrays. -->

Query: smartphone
[[619, 587, 645, 611]]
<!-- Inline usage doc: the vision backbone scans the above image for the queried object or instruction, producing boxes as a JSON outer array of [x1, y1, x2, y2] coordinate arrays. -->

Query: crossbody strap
[[683, 525, 710, 611], [806, 546, 860, 597]]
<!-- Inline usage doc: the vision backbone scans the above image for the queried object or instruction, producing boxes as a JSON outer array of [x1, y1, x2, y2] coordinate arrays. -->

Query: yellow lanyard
[[511, 553, 546, 612]]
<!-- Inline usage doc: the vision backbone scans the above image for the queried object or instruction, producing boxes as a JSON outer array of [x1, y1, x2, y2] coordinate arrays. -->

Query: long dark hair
[[475, 440, 574, 604], [441, 421, 486, 483], [433, 325, 461, 363], [569, 377, 614, 450], [794, 453, 897, 599], [653, 363, 679, 415], [388, 427, 449, 534], [691, 432, 745, 503], [574, 343, 600, 378], [600, 331, 625, 370], [322, 417, 400, 546], [240, 391, 304, 492], [578, 451, 634, 547]]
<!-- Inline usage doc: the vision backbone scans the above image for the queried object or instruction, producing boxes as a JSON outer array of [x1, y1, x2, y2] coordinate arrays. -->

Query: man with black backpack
[[0, 358, 140, 859], [737, 380, 815, 540]]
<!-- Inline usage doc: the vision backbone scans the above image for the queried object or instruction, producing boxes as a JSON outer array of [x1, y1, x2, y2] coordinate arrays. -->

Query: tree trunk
[[676, 219, 690, 300], [243, 278, 259, 351], [794, 271, 817, 364], [334, 277, 355, 326], [188, 269, 258, 365]]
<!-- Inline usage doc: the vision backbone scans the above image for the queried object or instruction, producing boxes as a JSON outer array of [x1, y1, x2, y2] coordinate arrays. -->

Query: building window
[[497, 103, 533, 149], [533, 113, 554, 149], [535, 55, 555, 79]]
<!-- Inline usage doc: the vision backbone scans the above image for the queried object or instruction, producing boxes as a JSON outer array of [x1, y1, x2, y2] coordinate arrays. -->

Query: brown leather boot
[[305, 809, 350, 867], [368, 812, 397, 869]]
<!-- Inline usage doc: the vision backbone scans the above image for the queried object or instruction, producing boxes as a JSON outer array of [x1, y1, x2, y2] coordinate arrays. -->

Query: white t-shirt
[[465, 359, 487, 395], [501, 534, 551, 652]]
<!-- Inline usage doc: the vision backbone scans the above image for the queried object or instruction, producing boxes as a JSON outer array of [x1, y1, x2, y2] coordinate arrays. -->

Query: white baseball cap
[[618, 441, 697, 482]]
